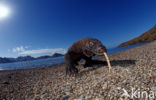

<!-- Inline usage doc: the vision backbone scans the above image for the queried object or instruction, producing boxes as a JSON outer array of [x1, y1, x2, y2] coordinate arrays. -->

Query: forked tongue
[[103, 52, 111, 72]]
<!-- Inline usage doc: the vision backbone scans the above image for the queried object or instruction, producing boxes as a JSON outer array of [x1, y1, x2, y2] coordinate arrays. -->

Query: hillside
[[119, 25, 156, 47], [51, 53, 64, 58]]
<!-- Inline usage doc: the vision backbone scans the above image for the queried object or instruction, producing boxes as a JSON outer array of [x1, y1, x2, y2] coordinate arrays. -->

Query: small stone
[[79, 94, 85, 100], [62, 95, 69, 100], [3, 81, 9, 85], [102, 83, 107, 90]]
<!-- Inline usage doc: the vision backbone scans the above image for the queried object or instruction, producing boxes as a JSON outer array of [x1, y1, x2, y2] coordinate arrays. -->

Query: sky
[[0, 0, 156, 57]]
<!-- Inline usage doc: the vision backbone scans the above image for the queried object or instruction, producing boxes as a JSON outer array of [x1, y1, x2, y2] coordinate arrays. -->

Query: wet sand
[[0, 41, 156, 100]]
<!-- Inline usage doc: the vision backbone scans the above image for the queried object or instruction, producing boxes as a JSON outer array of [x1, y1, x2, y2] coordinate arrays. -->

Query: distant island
[[0, 53, 64, 64], [118, 25, 156, 47]]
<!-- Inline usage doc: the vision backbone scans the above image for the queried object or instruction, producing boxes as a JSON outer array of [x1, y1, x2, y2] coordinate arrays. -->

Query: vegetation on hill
[[119, 25, 156, 47]]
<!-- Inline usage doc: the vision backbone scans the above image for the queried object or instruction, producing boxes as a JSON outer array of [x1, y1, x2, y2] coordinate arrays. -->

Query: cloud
[[19, 48, 66, 55], [12, 46, 27, 52], [12, 46, 66, 56]]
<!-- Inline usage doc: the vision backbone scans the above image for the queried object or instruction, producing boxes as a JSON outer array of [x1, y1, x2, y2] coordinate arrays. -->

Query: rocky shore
[[0, 41, 156, 100]]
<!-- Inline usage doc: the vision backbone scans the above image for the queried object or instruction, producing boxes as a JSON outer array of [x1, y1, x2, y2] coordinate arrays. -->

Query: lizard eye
[[89, 42, 94, 47], [86, 41, 94, 50]]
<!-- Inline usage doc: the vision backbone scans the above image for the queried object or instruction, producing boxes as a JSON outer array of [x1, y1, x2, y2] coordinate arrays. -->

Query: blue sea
[[0, 43, 148, 70]]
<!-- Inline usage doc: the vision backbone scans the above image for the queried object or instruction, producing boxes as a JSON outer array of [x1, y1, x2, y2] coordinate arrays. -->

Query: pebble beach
[[0, 41, 156, 100]]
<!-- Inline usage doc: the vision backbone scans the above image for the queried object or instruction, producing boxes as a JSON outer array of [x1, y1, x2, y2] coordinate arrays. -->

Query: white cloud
[[19, 48, 66, 55], [12, 46, 27, 52], [12, 46, 66, 56], [8, 49, 10, 52]]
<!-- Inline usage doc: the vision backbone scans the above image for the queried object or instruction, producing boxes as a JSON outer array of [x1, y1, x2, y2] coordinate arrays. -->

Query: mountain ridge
[[118, 25, 156, 47], [0, 53, 64, 64]]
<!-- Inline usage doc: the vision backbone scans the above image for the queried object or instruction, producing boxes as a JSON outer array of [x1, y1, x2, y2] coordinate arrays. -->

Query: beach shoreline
[[0, 41, 156, 99]]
